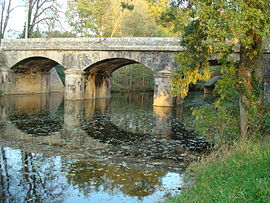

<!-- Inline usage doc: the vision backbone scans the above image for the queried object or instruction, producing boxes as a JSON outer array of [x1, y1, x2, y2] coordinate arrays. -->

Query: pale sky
[[7, 0, 67, 38]]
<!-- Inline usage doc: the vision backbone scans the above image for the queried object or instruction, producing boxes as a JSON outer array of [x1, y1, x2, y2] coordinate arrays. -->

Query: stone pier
[[153, 70, 182, 106], [65, 70, 85, 100], [85, 74, 96, 99], [0, 68, 50, 94], [95, 74, 111, 99]]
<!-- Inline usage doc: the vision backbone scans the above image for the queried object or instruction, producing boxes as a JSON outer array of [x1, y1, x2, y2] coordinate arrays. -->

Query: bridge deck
[[1, 37, 184, 52]]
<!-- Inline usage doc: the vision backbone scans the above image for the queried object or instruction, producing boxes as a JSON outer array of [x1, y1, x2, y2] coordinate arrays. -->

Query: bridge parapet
[[1, 37, 184, 52], [3, 38, 270, 53]]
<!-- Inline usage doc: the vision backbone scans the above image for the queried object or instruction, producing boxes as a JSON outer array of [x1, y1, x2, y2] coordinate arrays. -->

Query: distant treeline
[[111, 64, 154, 92]]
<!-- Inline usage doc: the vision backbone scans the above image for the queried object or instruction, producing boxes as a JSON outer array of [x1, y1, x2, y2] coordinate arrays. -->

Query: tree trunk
[[0, 2, 5, 39], [239, 95, 249, 137], [238, 34, 264, 137]]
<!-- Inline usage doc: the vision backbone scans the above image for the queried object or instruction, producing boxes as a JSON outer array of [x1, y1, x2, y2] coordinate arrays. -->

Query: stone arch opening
[[84, 58, 140, 75], [83, 58, 155, 100], [11, 57, 61, 73], [9, 57, 65, 94]]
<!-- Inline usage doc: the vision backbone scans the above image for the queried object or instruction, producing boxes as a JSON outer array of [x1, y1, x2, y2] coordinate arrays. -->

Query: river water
[[0, 92, 210, 202]]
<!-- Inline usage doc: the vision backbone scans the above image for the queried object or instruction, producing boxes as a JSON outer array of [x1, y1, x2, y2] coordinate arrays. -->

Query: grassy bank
[[167, 139, 270, 203]]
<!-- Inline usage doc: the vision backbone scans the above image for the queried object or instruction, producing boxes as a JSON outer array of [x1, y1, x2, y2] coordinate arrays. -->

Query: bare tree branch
[[0, 0, 21, 39], [25, 0, 60, 37]]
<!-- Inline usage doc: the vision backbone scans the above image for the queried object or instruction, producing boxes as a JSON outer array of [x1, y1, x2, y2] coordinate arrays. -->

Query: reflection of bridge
[[0, 38, 184, 106], [0, 94, 210, 172], [0, 93, 212, 202]]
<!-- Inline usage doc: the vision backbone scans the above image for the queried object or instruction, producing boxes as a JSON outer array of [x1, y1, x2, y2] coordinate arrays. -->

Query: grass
[[166, 139, 270, 203]]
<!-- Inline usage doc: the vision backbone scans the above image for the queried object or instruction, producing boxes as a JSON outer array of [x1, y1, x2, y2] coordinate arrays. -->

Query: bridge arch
[[81, 51, 177, 73], [11, 56, 61, 72], [84, 58, 140, 75], [5, 51, 65, 70], [4, 56, 65, 94]]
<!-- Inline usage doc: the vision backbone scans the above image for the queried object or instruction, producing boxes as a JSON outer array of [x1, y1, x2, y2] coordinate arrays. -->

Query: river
[[0, 92, 211, 202]]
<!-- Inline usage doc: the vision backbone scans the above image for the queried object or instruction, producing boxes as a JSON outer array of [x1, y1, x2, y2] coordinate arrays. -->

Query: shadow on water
[[0, 92, 211, 202]]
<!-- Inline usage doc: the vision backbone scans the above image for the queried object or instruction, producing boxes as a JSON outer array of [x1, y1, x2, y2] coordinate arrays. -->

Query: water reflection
[[0, 148, 67, 202], [66, 160, 164, 198], [0, 93, 210, 202]]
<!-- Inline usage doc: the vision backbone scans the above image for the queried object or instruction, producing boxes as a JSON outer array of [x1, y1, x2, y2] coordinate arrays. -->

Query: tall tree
[[0, 0, 20, 39], [121, 0, 175, 37], [24, 0, 60, 38], [66, 0, 136, 37], [66, 0, 174, 37], [170, 0, 270, 137], [66, 0, 113, 37]]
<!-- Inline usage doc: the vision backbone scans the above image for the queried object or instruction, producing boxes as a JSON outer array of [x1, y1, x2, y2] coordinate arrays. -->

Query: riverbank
[[166, 138, 270, 203]]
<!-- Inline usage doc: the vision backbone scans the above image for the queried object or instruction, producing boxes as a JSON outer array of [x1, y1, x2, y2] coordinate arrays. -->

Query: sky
[[7, 0, 67, 38]]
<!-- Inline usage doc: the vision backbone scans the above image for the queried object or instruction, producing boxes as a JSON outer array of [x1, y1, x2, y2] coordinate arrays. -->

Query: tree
[[66, 0, 135, 37], [121, 0, 175, 37], [44, 30, 76, 38], [66, 0, 175, 37], [66, 0, 113, 37], [170, 0, 270, 137], [24, 0, 60, 38], [0, 0, 21, 39]]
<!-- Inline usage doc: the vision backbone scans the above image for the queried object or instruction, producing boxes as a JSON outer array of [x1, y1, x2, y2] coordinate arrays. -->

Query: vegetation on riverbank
[[157, 0, 270, 201], [166, 138, 270, 203], [111, 64, 154, 92]]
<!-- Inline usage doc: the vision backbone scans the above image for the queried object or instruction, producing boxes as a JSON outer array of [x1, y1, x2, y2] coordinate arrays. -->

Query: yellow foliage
[[146, 0, 170, 19], [171, 64, 212, 98]]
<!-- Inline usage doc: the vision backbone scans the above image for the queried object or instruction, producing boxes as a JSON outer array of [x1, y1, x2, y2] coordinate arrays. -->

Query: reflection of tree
[[21, 152, 68, 202], [66, 160, 164, 198], [0, 147, 68, 202], [0, 147, 13, 202]]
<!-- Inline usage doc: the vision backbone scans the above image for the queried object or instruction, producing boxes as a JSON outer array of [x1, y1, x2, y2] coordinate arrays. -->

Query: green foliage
[[167, 0, 270, 138], [169, 0, 270, 93], [111, 64, 154, 92], [192, 103, 240, 145], [121, 1, 173, 37], [19, 26, 44, 38], [43, 31, 77, 38], [171, 19, 211, 97], [120, 1, 134, 10], [66, 0, 175, 37], [166, 140, 270, 203], [214, 63, 239, 103], [67, 0, 113, 37], [55, 65, 65, 85], [190, 65, 240, 146], [246, 104, 270, 138], [19, 28, 77, 39]]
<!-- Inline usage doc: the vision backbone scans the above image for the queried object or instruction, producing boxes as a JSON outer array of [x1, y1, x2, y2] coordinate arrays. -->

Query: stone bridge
[[0, 37, 269, 106]]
